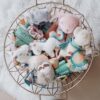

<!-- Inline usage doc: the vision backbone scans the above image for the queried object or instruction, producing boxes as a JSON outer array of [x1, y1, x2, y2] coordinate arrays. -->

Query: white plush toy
[[59, 27, 92, 57], [56, 27, 92, 75], [28, 54, 48, 70], [37, 61, 55, 85], [30, 37, 60, 57], [12, 45, 30, 63], [73, 27, 92, 55], [12, 45, 49, 69]]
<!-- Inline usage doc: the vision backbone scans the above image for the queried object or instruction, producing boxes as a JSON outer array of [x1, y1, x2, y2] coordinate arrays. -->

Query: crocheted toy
[[37, 61, 55, 85], [58, 13, 79, 34], [73, 27, 92, 55], [24, 8, 51, 25], [34, 21, 52, 34], [30, 37, 60, 57], [28, 54, 49, 70], [12, 45, 30, 64], [46, 22, 67, 41], [55, 27, 91, 75], [28, 24, 44, 40], [13, 26, 33, 47]]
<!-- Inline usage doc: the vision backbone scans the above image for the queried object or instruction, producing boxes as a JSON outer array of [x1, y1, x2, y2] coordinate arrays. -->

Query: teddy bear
[[30, 37, 60, 57], [36, 61, 55, 85], [55, 27, 92, 75]]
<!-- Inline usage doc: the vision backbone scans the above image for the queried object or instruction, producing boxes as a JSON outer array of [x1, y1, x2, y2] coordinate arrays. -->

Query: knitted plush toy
[[13, 25, 34, 47], [46, 13, 79, 42], [12, 45, 30, 64], [37, 61, 55, 85], [46, 22, 66, 42], [30, 37, 60, 57], [28, 24, 44, 40], [24, 8, 51, 25], [56, 27, 91, 75], [58, 13, 79, 34]]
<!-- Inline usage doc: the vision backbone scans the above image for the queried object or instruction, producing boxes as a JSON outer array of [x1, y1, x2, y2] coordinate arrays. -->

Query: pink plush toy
[[58, 13, 79, 34]]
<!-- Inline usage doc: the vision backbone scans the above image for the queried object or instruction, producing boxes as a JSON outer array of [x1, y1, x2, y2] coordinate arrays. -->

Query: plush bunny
[[30, 37, 60, 57], [37, 61, 55, 85], [56, 27, 91, 75]]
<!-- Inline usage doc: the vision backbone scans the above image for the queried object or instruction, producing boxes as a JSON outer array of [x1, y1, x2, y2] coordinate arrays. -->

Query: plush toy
[[46, 22, 58, 38], [24, 8, 51, 25], [73, 27, 92, 55], [58, 13, 79, 34], [28, 54, 49, 70], [34, 21, 52, 34], [30, 37, 60, 57], [49, 29, 65, 42], [28, 24, 44, 40], [56, 51, 88, 75], [13, 26, 33, 47], [56, 27, 91, 75], [46, 22, 67, 42], [37, 61, 55, 85], [12, 45, 30, 64]]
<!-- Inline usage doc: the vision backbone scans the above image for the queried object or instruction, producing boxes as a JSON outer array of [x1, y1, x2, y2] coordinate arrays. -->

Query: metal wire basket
[[4, 0, 95, 100]]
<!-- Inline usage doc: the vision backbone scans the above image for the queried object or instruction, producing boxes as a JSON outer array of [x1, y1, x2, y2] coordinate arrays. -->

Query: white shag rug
[[0, 0, 100, 100]]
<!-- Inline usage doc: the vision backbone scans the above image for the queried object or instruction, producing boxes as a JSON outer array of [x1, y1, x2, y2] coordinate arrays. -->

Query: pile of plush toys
[[10, 8, 92, 86]]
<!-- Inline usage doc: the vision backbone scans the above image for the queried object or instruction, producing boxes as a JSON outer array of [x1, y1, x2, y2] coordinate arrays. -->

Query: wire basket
[[4, 0, 95, 99]]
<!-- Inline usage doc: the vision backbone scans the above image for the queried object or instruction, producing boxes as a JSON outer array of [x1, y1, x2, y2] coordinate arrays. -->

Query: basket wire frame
[[4, 0, 95, 100]]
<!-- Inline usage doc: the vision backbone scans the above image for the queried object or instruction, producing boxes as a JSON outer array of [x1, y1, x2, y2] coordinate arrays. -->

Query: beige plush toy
[[37, 61, 55, 85]]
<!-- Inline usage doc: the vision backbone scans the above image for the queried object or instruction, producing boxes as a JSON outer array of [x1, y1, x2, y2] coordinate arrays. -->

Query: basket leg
[[39, 94, 41, 100], [66, 91, 68, 100]]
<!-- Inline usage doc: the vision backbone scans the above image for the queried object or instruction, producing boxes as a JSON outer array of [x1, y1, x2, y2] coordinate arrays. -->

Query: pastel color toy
[[58, 13, 79, 34], [37, 61, 55, 85], [56, 27, 91, 75]]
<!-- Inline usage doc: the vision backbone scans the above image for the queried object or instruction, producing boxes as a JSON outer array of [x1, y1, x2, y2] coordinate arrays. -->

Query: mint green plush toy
[[13, 23, 33, 47]]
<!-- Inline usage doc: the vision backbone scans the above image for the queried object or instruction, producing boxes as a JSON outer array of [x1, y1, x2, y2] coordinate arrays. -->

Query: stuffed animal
[[24, 8, 51, 25], [73, 27, 92, 55], [58, 13, 79, 34], [28, 54, 49, 70], [59, 27, 92, 57], [37, 61, 55, 85], [12, 44, 30, 64], [13, 26, 34, 47], [28, 24, 44, 40], [46, 22, 67, 42], [30, 37, 60, 57], [56, 27, 91, 75], [46, 22, 58, 38]]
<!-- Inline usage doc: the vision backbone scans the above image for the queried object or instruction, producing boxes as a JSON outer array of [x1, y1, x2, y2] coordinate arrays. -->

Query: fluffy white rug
[[0, 0, 100, 100]]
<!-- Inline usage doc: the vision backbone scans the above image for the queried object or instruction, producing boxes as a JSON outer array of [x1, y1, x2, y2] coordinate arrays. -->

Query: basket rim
[[3, 2, 94, 96]]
